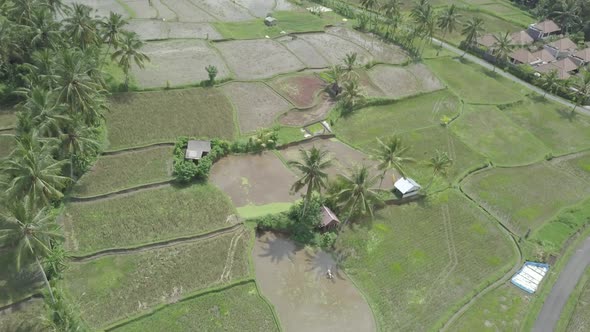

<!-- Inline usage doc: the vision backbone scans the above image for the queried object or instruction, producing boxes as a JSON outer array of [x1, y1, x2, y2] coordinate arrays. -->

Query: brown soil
[[209, 153, 298, 207], [270, 74, 327, 109], [127, 20, 223, 40], [279, 96, 335, 127], [277, 36, 330, 68]]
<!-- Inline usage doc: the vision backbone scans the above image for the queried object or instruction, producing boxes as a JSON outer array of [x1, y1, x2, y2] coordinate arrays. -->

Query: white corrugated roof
[[511, 262, 549, 293], [394, 177, 421, 194]]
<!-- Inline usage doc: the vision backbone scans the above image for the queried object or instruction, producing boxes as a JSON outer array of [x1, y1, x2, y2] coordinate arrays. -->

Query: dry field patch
[[127, 20, 222, 40], [367, 64, 444, 99]]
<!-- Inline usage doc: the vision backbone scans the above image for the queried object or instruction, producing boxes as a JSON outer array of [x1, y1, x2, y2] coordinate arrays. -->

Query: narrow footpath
[[533, 236, 590, 331]]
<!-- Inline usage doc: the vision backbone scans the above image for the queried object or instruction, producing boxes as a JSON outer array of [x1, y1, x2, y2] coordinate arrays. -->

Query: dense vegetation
[[511, 0, 590, 39]]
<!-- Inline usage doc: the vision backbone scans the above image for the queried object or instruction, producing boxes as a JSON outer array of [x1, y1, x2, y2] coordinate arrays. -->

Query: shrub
[[320, 231, 337, 249], [174, 159, 199, 182]]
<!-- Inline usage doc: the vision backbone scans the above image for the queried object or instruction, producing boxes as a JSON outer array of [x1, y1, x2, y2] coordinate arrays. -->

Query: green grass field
[[213, 10, 345, 40], [451, 105, 549, 166], [63, 184, 236, 254], [64, 228, 250, 329], [71, 146, 173, 198], [439, 10, 525, 46], [502, 97, 590, 156], [462, 163, 590, 235], [276, 126, 305, 145], [111, 281, 278, 332], [107, 88, 236, 151], [333, 90, 459, 147], [425, 57, 525, 104], [336, 189, 515, 331], [0, 299, 46, 331]]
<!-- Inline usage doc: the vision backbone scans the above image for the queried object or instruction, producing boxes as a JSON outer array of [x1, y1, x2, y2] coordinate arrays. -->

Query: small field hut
[[393, 177, 421, 198], [264, 16, 277, 26], [320, 206, 340, 230], [185, 140, 211, 161]]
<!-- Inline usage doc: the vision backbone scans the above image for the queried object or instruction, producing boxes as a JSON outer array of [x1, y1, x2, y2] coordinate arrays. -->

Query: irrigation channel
[[252, 231, 376, 332]]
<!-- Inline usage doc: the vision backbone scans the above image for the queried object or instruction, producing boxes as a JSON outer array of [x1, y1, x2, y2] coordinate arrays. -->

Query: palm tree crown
[[462, 17, 485, 49], [334, 165, 384, 220], [372, 136, 414, 186], [288, 146, 332, 216], [111, 31, 150, 90]]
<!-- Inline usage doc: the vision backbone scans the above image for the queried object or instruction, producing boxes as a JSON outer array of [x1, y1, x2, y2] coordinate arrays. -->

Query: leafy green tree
[[343, 52, 358, 72], [360, 0, 380, 30], [63, 3, 100, 50], [410, 0, 436, 55], [339, 77, 364, 112], [205, 65, 218, 85], [0, 202, 62, 303], [325, 65, 344, 97], [491, 32, 514, 72], [334, 165, 384, 226], [372, 136, 414, 188], [538, 69, 561, 97], [436, 4, 461, 55], [552, 0, 582, 34], [17, 88, 70, 138], [26, 8, 61, 49], [288, 146, 332, 217], [425, 149, 452, 189], [461, 17, 485, 56], [111, 31, 150, 90], [381, 0, 402, 36], [57, 121, 100, 179], [99, 12, 128, 67]]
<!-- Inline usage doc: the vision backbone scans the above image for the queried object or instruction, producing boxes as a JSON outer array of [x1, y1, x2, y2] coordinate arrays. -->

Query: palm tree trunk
[[338, 196, 360, 234], [124, 71, 129, 91], [302, 182, 314, 218], [379, 170, 386, 189], [425, 171, 436, 190], [70, 155, 75, 180], [36, 256, 56, 304], [100, 43, 112, 71]]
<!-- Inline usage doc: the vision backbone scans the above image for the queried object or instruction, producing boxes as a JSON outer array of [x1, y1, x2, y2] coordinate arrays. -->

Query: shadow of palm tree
[[257, 234, 297, 263], [556, 108, 577, 122], [304, 250, 345, 282]]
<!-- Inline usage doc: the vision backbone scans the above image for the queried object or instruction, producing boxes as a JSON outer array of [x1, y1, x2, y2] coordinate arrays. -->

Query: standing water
[[252, 232, 376, 332]]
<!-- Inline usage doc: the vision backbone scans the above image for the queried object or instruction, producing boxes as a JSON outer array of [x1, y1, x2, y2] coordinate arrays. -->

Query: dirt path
[[533, 236, 590, 332]]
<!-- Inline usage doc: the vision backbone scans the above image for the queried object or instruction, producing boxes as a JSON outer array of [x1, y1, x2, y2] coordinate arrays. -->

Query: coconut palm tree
[[288, 146, 332, 217], [572, 69, 590, 106], [111, 31, 150, 90], [334, 165, 384, 226], [461, 17, 485, 56], [17, 88, 70, 137], [425, 149, 452, 189], [410, 0, 436, 54], [538, 69, 561, 97], [339, 78, 364, 112], [381, 0, 402, 36], [0, 202, 62, 303], [343, 52, 358, 72], [325, 65, 344, 97], [26, 8, 61, 50], [63, 3, 100, 50], [552, 0, 582, 34], [491, 32, 514, 72], [436, 4, 461, 55], [46, 0, 68, 19], [57, 121, 100, 179], [99, 12, 128, 67], [372, 136, 414, 188], [360, 0, 380, 30]]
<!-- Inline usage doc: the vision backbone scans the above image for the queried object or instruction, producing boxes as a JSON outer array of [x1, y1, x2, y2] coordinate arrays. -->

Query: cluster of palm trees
[[287, 136, 453, 230], [0, 1, 148, 327]]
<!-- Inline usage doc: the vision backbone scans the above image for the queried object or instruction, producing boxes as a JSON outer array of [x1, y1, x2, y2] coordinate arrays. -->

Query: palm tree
[[339, 78, 364, 112], [17, 88, 70, 138], [26, 8, 61, 50], [288, 146, 332, 217], [425, 149, 453, 189], [325, 65, 344, 97], [0, 202, 63, 303], [111, 31, 150, 90], [572, 69, 590, 106], [2, 133, 69, 208], [552, 0, 582, 34], [381, 0, 402, 36], [46, 0, 68, 19], [491, 32, 514, 72], [335, 165, 384, 227], [63, 3, 99, 50], [372, 136, 414, 188], [343, 52, 357, 72], [99, 12, 128, 68], [360, 0, 380, 30], [58, 121, 100, 179], [436, 4, 461, 55], [538, 70, 561, 97], [410, 0, 436, 55], [461, 17, 485, 56]]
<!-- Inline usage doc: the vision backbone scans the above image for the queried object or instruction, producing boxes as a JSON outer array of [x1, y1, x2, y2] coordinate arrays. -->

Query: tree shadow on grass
[[556, 107, 578, 122], [529, 94, 549, 104]]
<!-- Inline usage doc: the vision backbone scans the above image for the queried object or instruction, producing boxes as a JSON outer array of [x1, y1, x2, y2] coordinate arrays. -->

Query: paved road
[[431, 38, 590, 116], [533, 236, 590, 332]]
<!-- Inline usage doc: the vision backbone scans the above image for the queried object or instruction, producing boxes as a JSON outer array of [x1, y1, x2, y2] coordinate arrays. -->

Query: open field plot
[[0, 109, 16, 129], [0, 133, 14, 158], [564, 269, 590, 332], [279, 138, 396, 188], [62, 184, 236, 254], [269, 73, 326, 109], [233, 0, 293, 17], [552, 153, 590, 183], [221, 82, 292, 133], [426, 57, 525, 104], [127, 20, 222, 40], [187, 0, 254, 21], [210, 152, 298, 208], [278, 97, 335, 126], [367, 64, 444, 99], [71, 146, 173, 198], [107, 88, 236, 150], [214, 39, 304, 80], [439, 10, 524, 46], [333, 90, 460, 147], [159, 0, 216, 22], [452, 105, 549, 166], [462, 163, 590, 235], [63, 0, 126, 17], [277, 36, 330, 68], [0, 299, 46, 332], [64, 228, 250, 329], [502, 97, 590, 156], [132, 40, 230, 88], [0, 251, 42, 306], [326, 26, 408, 64], [119, 0, 176, 20], [298, 33, 372, 66], [336, 190, 515, 331], [448, 283, 532, 331], [112, 281, 278, 331]]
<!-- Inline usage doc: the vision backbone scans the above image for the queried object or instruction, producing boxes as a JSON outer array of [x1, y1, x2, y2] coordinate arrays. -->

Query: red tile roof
[[477, 34, 497, 48], [574, 48, 590, 62], [510, 49, 537, 64]]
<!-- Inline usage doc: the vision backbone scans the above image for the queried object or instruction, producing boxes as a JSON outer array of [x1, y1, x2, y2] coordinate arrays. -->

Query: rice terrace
[[1, 0, 590, 331]]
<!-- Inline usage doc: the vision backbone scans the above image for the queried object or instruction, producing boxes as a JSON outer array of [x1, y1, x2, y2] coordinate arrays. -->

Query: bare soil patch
[[280, 138, 396, 187], [279, 97, 334, 126], [120, 0, 177, 20], [161, 0, 216, 22], [231, 0, 293, 17], [189, 0, 253, 21], [127, 19, 222, 40], [367, 64, 444, 99], [133, 39, 230, 88], [222, 82, 292, 133], [326, 26, 408, 64], [277, 36, 330, 68], [298, 33, 372, 66], [210, 153, 298, 207], [63, 0, 126, 17], [214, 39, 305, 80], [269, 73, 326, 109]]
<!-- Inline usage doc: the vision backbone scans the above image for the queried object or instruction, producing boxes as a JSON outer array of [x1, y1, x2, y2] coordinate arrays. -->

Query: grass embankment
[[277, 126, 305, 145], [463, 162, 590, 236], [558, 267, 590, 331], [336, 189, 516, 331], [107, 88, 236, 151], [425, 57, 525, 104], [452, 105, 549, 166], [64, 229, 250, 329], [213, 10, 344, 39], [63, 184, 236, 255], [110, 281, 279, 332], [0, 299, 46, 331], [71, 146, 173, 198]]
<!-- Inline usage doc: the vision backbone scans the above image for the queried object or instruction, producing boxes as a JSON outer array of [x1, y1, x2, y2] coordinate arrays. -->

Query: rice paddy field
[[63, 228, 250, 329], [106, 88, 236, 150], [0, 109, 16, 129], [269, 73, 326, 109], [367, 64, 444, 99], [438, 10, 525, 46], [110, 282, 279, 332], [563, 268, 590, 332], [336, 190, 516, 331], [0, 299, 46, 332], [71, 146, 173, 198], [0, 133, 14, 158], [62, 184, 236, 254]]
